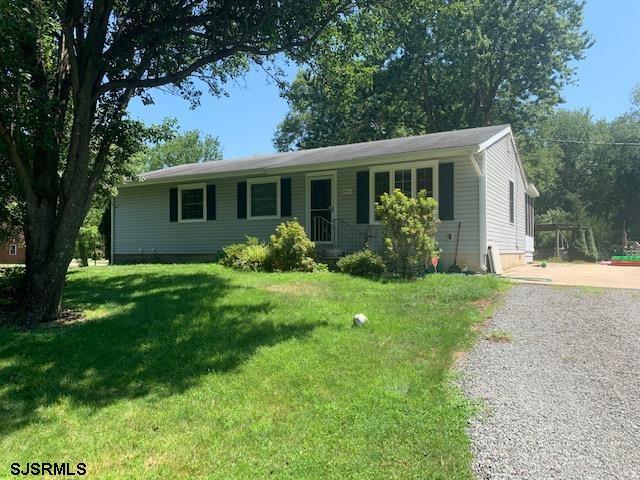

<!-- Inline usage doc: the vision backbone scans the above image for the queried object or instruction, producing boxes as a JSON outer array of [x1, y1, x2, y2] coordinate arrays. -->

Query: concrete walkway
[[503, 262, 640, 289]]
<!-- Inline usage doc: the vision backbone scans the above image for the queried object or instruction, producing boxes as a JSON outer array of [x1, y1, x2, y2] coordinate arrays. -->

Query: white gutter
[[478, 151, 488, 272]]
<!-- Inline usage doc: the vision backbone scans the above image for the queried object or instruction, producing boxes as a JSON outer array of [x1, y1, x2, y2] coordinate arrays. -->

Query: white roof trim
[[477, 126, 512, 151], [477, 125, 537, 196]]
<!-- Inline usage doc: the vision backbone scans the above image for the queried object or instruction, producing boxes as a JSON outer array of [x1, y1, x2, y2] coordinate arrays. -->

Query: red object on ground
[[611, 260, 640, 267]]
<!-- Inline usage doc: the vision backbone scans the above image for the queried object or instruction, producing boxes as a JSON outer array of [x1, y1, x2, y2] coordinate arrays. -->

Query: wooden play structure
[[535, 223, 573, 260]]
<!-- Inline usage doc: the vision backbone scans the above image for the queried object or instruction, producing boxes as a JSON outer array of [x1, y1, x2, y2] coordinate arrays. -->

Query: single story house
[[113, 124, 539, 272]]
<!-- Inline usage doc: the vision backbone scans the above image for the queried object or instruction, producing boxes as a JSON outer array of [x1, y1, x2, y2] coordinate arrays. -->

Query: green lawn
[[0, 264, 504, 479]]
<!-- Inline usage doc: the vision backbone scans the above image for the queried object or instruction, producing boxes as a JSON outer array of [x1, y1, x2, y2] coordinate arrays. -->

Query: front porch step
[[315, 246, 343, 264]]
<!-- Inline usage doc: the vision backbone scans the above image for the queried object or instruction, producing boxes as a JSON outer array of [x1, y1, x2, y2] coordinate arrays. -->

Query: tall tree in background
[[131, 119, 223, 173], [275, 0, 592, 151], [522, 85, 640, 253], [0, 0, 361, 328]]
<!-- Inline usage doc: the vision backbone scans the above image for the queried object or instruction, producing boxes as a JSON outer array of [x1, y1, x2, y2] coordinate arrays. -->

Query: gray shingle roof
[[140, 124, 510, 182]]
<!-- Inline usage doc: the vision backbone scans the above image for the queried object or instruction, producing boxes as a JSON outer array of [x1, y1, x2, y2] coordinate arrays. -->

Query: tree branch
[[96, 1, 351, 97], [0, 121, 35, 203]]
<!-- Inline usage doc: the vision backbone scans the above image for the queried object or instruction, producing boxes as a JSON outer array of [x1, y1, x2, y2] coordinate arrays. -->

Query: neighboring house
[[0, 237, 26, 264], [113, 124, 539, 272]]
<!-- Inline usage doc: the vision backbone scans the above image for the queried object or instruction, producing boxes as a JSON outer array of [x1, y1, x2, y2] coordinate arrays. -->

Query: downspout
[[478, 151, 488, 272]]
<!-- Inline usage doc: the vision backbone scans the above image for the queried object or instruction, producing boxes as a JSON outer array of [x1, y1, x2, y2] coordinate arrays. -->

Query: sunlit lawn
[[0, 264, 504, 479]]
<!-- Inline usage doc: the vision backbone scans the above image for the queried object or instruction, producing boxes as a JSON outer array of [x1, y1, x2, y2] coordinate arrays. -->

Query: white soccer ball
[[353, 313, 368, 327]]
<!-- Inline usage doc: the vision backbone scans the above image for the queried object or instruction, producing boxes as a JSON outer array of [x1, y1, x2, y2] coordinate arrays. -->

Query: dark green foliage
[[275, 0, 591, 151], [569, 225, 590, 261], [0, 267, 26, 311], [336, 249, 386, 278], [522, 94, 640, 257]]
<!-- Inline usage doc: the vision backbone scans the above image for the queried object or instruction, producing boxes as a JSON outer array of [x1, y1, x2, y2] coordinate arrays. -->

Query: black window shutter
[[438, 163, 454, 220], [169, 187, 178, 222], [356, 171, 369, 224], [206, 184, 216, 220], [281, 178, 292, 217], [237, 181, 247, 219]]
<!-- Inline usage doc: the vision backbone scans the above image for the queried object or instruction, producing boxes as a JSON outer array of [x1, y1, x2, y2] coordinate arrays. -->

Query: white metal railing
[[312, 215, 334, 243]]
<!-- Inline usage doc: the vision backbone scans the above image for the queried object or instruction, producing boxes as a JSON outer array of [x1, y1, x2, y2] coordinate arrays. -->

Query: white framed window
[[9, 244, 17, 256], [247, 176, 281, 220], [178, 183, 206, 222], [369, 161, 439, 224]]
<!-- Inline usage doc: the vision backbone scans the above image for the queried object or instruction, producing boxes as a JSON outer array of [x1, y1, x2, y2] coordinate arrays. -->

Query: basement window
[[9, 244, 17, 256]]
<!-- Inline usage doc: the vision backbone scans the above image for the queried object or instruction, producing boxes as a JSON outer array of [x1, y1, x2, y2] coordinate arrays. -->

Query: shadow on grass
[[0, 269, 321, 436]]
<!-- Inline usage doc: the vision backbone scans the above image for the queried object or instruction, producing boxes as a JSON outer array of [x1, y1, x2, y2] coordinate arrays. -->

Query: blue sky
[[127, 0, 640, 160]]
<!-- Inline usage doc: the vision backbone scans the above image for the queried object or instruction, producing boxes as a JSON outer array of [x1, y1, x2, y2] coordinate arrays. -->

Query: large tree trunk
[[24, 249, 71, 328], [23, 180, 88, 329]]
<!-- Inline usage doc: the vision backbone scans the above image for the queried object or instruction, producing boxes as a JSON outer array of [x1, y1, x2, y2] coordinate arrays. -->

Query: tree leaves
[[274, 0, 592, 151]]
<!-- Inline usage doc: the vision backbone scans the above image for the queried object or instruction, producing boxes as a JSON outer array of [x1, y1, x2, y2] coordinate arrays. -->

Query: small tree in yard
[[569, 225, 590, 261], [585, 226, 599, 262], [76, 226, 101, 267], [375, 190, 440, 278]]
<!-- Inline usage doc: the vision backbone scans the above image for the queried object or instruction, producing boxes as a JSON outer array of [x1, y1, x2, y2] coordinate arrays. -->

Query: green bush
[[336, 249, 386, 277], [218, 236, 262, 267], [267, 220, 316, 271], [76, 225, 101, 267], [234, 244, 270, 271], [569, 225, 590, 261], [375, 190, 440, 277], [218, 242, 247, 267], [585, 226, 599, 262], [313, 262, 329, 273], [0, 266, 26, 309]]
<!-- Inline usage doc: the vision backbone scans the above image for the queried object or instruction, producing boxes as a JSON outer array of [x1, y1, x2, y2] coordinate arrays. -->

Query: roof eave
[[118, 144, 480, 188]]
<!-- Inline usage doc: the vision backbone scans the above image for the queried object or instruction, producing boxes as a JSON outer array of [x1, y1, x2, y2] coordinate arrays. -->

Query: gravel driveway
[[460, 285, 640, 480]]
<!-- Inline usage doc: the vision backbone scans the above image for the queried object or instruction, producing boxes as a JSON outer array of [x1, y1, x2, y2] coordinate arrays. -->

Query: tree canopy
[[274, 0, 592, 151], [0, 0, 362, 327], [130, 119, 223, 174], [522, 87, 640, 254]]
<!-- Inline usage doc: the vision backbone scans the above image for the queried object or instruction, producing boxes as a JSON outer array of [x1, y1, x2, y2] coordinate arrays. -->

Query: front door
[[309, 177, 334, 243]]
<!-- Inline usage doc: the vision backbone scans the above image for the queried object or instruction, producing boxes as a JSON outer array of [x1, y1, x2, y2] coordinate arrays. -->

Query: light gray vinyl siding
[[114, 158, 480, 258], [436, 156, 480, 255], [114, 173, 306, 255], [485, 136, 527, 252], [352, 157, 480, 255]]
